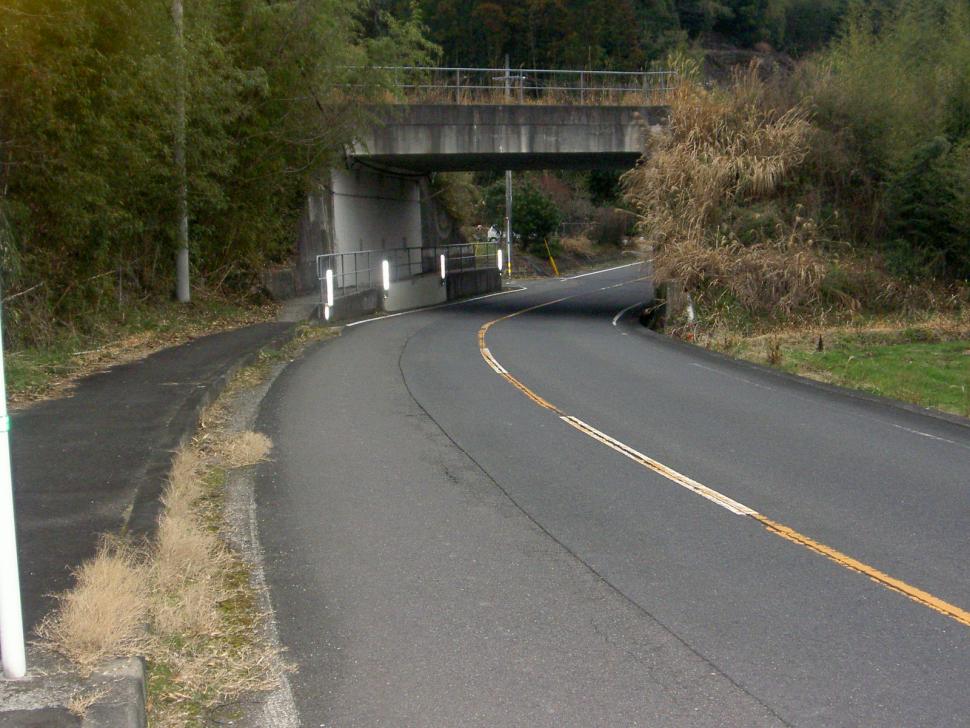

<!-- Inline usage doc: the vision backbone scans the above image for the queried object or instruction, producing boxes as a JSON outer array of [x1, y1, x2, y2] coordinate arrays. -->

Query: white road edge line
[[559, 261, 644, 281], [560, 415, 758, 517], [689, 365, 966, 450], [481, 295, 970, 627], [345, 286, 528, 328], [890, 423, 958, 446], [612, 301, 645, 327], [480, 347, 508, 375], [689, 362, 775, 392]]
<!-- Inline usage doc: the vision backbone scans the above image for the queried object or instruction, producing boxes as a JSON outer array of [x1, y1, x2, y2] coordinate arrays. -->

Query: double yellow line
[[478, 282, 970, 628]]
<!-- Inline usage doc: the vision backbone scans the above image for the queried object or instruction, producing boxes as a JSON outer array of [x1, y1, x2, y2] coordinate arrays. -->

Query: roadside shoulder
[[623, 318, 970, 434]]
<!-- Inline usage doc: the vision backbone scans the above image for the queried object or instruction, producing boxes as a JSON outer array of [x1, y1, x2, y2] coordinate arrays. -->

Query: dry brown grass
[[146, 449, 281, 726], [37, 540, 149, 668], [624, 63, 834, 318], [704, 310, 970, 379], [68, 687, 109, 717], [213, 431, 273, 469], [148, 428, 279, 724], [159, 449, 204, 521], [152, 513, 227, 636], [624, 60, 970, 328], [560, 235, 597, 257]]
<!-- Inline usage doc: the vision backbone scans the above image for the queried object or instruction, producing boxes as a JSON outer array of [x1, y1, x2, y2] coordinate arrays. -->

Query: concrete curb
[[91, 322, 305, 726], [126, 323, 298, 538], [81, 658, 146, 728]]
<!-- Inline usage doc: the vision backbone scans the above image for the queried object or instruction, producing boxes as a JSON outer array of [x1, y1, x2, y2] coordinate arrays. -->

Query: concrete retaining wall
[[329, 289, 382, 322], [447, 269, 502, 300], [385, 273, 447, 313], [321, 269, 501, 322], [331, 167, 423, 255]]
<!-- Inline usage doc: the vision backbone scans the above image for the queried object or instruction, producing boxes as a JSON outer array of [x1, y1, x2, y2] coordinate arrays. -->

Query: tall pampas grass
[[624, 61, 837, 318]]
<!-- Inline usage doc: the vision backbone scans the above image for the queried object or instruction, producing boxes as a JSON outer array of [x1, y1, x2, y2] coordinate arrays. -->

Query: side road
[[12, 321, 295, 629], [1, 315, 298, 727]]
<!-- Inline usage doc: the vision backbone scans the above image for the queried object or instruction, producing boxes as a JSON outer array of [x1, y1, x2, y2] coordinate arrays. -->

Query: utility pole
[[0, 291, 26, 679], [173, 0, 190, 303], [505, 171, 512, 278], [503, 55, 513, 278]]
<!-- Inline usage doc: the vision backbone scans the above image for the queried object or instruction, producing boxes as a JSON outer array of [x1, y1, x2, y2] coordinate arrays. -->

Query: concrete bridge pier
[[318, 164, 501, 319], [263, 99, 667, 315], [330, 166, 423, 270]]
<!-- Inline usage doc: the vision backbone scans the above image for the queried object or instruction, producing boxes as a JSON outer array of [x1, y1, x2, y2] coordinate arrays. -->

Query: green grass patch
[[716, 327, 970, 418], [788, 341, 970, 416], [6, 296, 278, 404]]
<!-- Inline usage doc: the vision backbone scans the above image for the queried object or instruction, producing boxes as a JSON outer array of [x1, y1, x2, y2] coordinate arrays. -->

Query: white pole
[[382, 260, 390, 293], [0, 299, 26, 679], [439, 254, 446, 281], [325, 269, 334, 307], [497, 248, 504, 272]]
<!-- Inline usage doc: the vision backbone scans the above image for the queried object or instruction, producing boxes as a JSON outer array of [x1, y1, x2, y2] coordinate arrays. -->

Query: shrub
[[512, 181, 562, 250], [429, 172, 481, 226], [812, 0, 970, 280], [884, 137, 970, 279], [590, 208, 636, 247], [622, 62, 834, 318]]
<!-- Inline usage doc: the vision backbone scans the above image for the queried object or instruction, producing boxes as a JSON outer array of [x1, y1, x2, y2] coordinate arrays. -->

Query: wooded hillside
[[0, 0, 433, 346], [374, 0, 850, 68]]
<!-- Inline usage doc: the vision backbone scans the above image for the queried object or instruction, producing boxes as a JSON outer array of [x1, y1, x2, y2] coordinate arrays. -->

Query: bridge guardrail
[[352, 66, 676, 105], [317, 242, 502, 317]]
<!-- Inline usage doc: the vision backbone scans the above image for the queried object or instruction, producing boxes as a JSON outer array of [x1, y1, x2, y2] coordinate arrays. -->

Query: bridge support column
[[331, 166, 424, 264]]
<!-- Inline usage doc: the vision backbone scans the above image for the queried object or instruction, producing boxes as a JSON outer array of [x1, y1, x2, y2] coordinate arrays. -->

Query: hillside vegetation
[[374, 0, 850, 67], [0, 0, 434, 348], [3, 0, 969, 373], [624, 1, 970, 332]]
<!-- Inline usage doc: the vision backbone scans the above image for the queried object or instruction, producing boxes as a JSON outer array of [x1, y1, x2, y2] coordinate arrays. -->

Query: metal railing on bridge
[[317, 242, 502, 318], [360, 66, 677, 105]]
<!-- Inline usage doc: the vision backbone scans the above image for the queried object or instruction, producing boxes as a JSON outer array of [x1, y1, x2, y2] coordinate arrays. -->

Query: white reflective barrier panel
[[382, 260, 391, 292], [497, 249, 504, 272], [440, 254, 446, 280], [325, 269, 334, 307]]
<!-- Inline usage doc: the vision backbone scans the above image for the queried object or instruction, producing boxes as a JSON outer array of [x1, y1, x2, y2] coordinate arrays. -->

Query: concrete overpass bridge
[[274, 67, 672, 319], [354, 103, 668, 172]]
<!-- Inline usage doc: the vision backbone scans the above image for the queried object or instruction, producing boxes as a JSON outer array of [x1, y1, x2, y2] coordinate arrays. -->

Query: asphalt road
[[256, 263, 970, 727]]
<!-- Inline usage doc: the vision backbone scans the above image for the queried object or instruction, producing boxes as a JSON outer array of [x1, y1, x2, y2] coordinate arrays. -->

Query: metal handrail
[[349, 65, 677, 104], [370, 65, 674, 77], [317, 242, 501, 310]]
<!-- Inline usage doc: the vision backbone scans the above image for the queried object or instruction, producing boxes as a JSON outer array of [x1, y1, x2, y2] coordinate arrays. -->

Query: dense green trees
[[482, 177, 561, 251], [816, 0, 970, 278], [377, 0, 849, 68], [0, 0, 434, 344]]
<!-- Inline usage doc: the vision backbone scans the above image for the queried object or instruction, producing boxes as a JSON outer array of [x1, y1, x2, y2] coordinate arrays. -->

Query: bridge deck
[[353, 104, 668, 172]]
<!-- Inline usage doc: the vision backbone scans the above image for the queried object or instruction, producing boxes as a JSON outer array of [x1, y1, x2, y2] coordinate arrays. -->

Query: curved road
[[256, 264, 970, 727]]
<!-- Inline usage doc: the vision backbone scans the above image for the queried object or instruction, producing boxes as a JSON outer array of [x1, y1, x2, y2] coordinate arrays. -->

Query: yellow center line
[[753, 515, 970, 627], [477, 278, 970, 629]]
